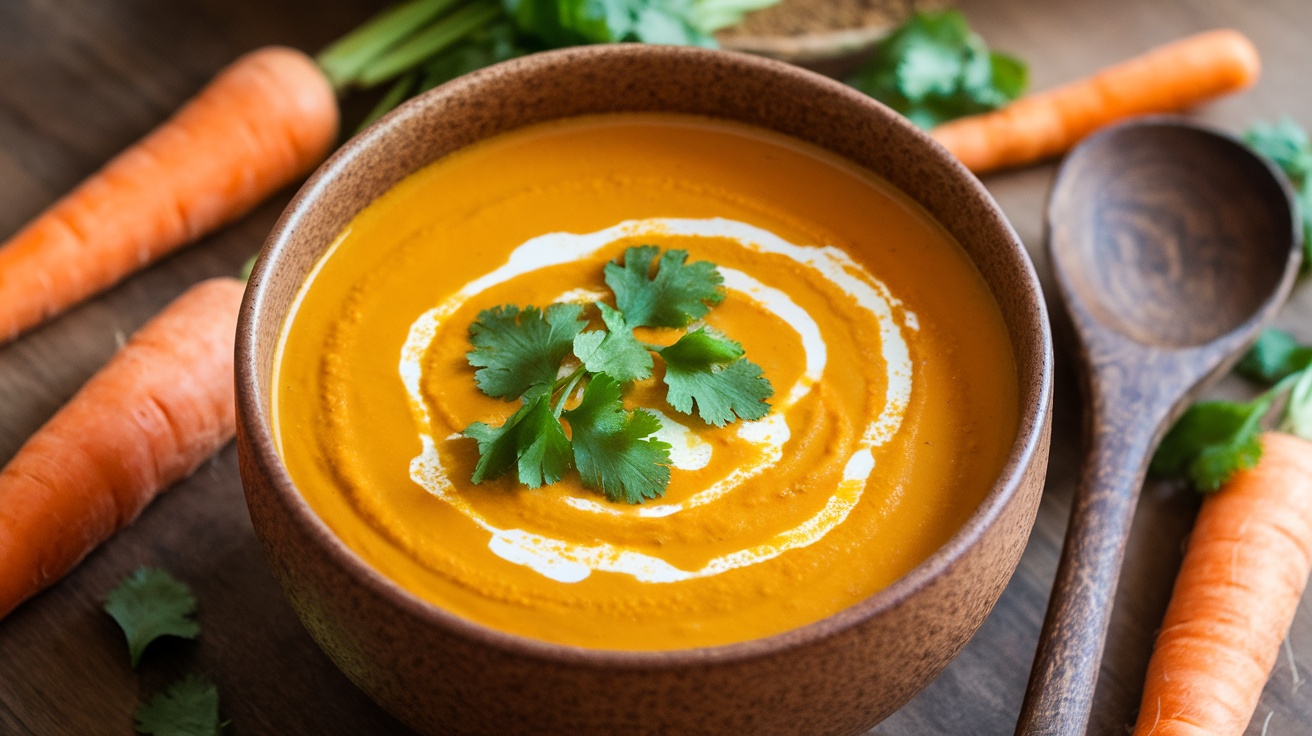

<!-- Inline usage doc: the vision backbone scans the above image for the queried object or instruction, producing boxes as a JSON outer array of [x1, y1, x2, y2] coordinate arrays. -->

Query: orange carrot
[[932, 30, 1260, 174], [0, 278, 243, 620], [0, 46, 336, 344], [1133, 432, 1312, 736]]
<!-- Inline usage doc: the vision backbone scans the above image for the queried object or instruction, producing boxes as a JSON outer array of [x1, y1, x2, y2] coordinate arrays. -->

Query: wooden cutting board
[[1, 0, 1311, 733]]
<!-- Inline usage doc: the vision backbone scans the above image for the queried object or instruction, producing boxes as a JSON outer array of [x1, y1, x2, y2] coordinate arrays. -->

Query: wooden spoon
[[1016, 118, 1302, 735]]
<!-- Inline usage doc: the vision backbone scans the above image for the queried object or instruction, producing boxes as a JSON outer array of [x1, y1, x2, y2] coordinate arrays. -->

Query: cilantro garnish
[[1153, 331, 1312, 492], [564, 374, 672, 503], [467, 303, 586, 399], [461, 246, 772, 502], [465, 393, 573, 488], [660, 328, 772, 426], [134, 675, 225, 736], [1244, 117, 1312, 269], [604, 245, 725, 328], [847, 10, 1027, 130], [104, 567, 200, 669], [573, 302, 653, 383]]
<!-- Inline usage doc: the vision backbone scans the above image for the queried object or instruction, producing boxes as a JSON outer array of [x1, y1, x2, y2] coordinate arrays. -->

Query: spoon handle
[[1015, 399, 1163, 736]]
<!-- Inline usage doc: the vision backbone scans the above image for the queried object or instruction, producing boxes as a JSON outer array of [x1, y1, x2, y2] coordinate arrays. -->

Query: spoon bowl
[[1017, 118, 1302, 735], [1054, 122, 1296, 349]]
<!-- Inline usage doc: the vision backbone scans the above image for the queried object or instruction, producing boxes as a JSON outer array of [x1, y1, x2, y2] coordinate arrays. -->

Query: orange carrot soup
[[273, 113, 1019, 650]]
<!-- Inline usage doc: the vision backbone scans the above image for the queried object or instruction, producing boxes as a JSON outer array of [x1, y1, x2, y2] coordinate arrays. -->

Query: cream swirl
[[399, 218, 914, 583]]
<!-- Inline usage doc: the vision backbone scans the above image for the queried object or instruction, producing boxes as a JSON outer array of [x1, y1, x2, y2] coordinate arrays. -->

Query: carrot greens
[[462, 246, 773, 503], [318, 0, 782, 123]]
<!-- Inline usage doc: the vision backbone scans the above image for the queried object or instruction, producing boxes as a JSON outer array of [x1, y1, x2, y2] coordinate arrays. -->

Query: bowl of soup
[[236, 43, 1052, 735]]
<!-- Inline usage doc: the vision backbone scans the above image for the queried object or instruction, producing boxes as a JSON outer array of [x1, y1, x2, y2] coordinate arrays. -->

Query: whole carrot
[[933, 29, 1260, 174], [0, 278, 243, 620], [0, 47, 336, 344], [1134, 432, 1312, 736]]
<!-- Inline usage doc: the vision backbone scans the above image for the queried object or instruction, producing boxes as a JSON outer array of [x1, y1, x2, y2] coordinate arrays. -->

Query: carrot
[[932, 29, 1260, 174], [1133, 432, 1312, 736], [0, 46, 336, 344], [0, 277, 243, 620]]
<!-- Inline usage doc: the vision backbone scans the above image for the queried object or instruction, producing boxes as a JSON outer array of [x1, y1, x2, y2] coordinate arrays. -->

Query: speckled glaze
[[236, 44, 1053, 736]]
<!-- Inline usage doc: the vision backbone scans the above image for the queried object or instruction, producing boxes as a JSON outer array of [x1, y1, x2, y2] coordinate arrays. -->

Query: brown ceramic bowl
[[236, 44, 1053, 736]]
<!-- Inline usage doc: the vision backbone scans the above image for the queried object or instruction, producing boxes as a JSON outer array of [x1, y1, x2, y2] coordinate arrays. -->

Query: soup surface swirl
[[274, 114, 1019, 650]]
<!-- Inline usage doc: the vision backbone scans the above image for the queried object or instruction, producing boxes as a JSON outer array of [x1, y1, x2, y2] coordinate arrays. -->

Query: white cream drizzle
[[398, 218, 915, 583]]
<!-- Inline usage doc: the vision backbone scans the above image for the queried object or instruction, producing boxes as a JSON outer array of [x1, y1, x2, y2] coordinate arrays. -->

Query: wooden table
[[2, 0, 1309, 733]]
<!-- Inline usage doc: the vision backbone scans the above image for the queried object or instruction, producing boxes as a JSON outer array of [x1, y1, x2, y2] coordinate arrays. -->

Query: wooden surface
[[1, 0, 1310, 733]]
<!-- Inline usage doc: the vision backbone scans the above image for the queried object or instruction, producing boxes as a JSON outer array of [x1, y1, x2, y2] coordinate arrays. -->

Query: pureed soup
[[273, 113, 1019, 651]]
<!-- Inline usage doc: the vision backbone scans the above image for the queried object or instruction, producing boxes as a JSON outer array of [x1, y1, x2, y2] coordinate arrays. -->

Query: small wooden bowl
[[236, 44, 1053, 736]]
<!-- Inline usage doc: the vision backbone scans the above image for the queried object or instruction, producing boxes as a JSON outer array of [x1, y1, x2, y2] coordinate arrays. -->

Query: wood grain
[[2, 0, 1312, 734]]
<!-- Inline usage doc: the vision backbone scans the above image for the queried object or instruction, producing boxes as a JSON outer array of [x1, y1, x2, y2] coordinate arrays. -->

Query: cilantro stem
[[554, 373, 585, 417], [640, 341, 665, 353], [552, 365, 586, 391]]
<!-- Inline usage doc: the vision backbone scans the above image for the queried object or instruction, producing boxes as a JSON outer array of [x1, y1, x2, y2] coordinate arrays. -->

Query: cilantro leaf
[[659, 328, 773, 426], [1237, 328, 1312, 384], [847, 10, 1028, 129], [104, 568, 200, 669], [467, 303, 585, 400], [464, 394, 573, 488], [1151, 397, 1274, 492], [604, 246, 725, 328], [134, 675, 223, 736], [573, 302, 654, 383], [564, 374, 672, 503]]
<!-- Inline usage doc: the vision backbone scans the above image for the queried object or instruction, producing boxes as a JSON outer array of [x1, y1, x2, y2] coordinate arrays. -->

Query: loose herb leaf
[[134, 675, 224, 736], [467, 303, 586, 400], [1237, 328, 1312, 384], [660, 328, 773, 425], [1151, 397, 1274, 492], [104, 568, 200, 669], [847, 10, 1027, 129], [605, 246, 725, 328], [1244, 117, 1312, 269], [563, 374, 672, 503], [573, 302, 654, 383], [464, 394, 573, 488]]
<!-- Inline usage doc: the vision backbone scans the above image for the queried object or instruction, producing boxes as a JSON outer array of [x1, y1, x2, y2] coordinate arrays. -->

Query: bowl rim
[[237, 42, 1054, 669]]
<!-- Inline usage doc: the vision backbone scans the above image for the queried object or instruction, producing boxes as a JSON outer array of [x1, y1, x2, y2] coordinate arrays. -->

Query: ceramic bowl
[[236, 44, 1053, 736]]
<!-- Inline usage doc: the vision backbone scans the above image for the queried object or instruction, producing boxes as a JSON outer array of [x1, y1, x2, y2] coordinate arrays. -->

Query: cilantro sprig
[[847, 10, 1028, 129], [461, 246, 773, 503], [1153, 329, 1312, 491]]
